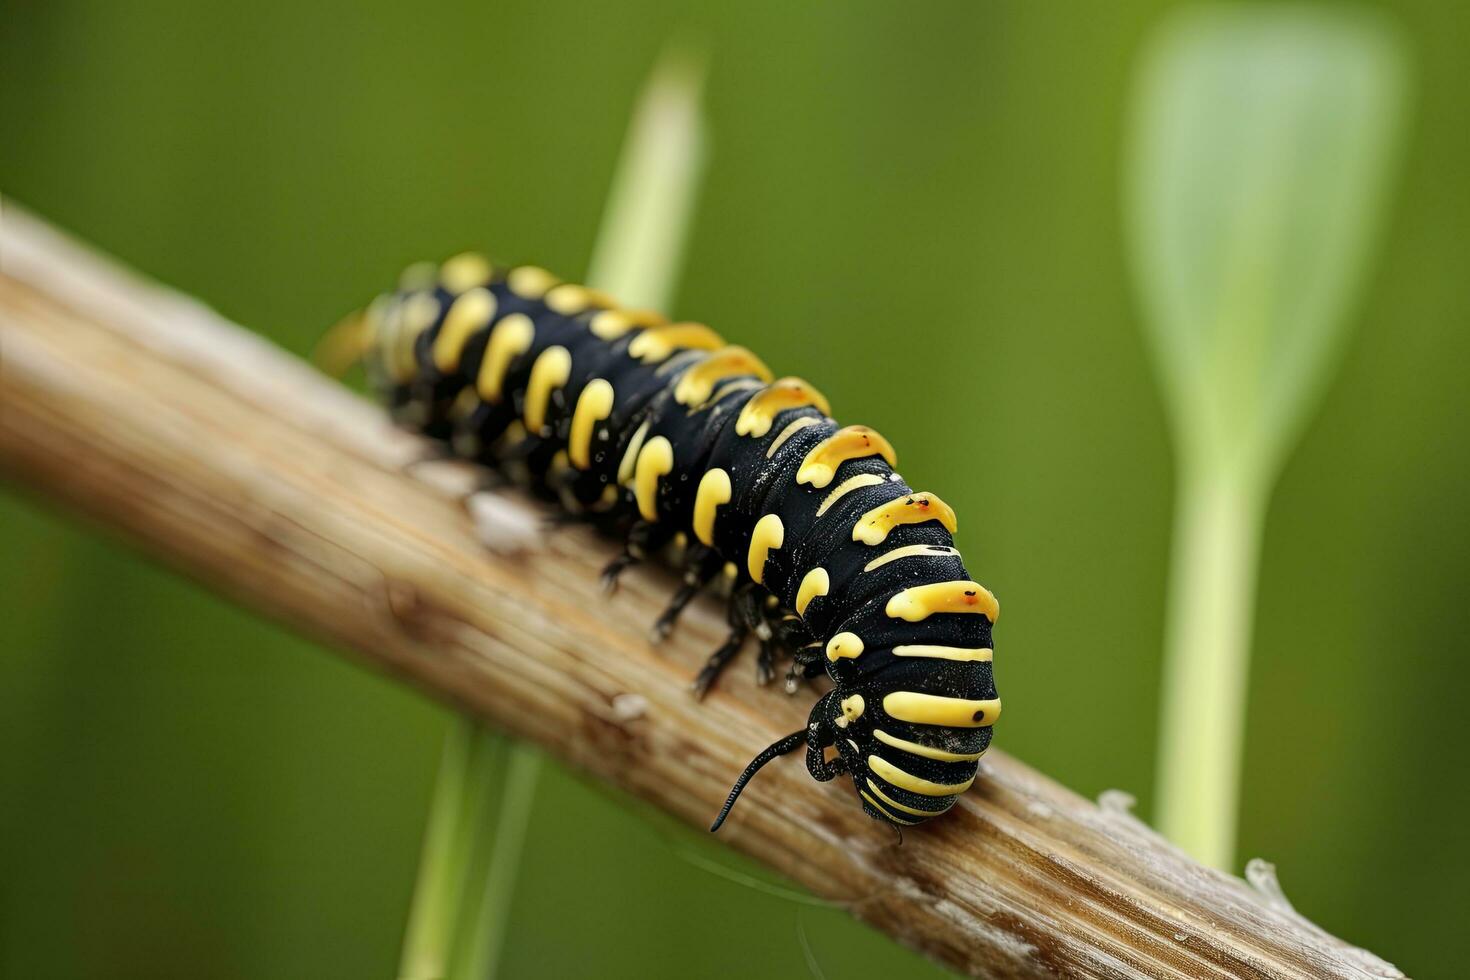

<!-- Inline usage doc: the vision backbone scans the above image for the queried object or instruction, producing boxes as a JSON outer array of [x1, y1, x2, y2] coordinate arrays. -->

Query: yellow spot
[[693, 468, 732, 547], [448, 386, 480, 421], [476, 313, 535, 402], [568, 379, 614, 469], [874, 729, 985, 763], [865, 780, 938, 818], [634, 436, 673, 522], [863, 544, 960, 572], [394, 292, 439, 379], [589, 308, 666, 340], [440, 252, 493, 293], [885, 580, 998, 623], [550, 449, 571, 475], [892, 645, 993, 663], [433, 288, 496, 373], [708, 378, 766, 406], [841, 694, 866, 721], [398, 261, 437, 290], [869, 755, 975, 796], [590, 310, 634, 339], [627, 322, 725, 363], [496, 420, 528, 453], [796, 426, 898, 489], [817, 473, 886, 517], [746, 514, 785, 584], [825, 632, 864, 662], [882, 691, 1001, 729], [617, 420, 650, 486], [795, 568, 829, 616], [766, 416, 823, 459], [673, 346, 774, 406], [860, 789, 920, 824], [508, 265, 558, 298], [736, 379, 831, 438], [523, 346, 572, 433], [852, 492, 958, 546], [314, 308, 375, 379], [546, 283, 615, 316]]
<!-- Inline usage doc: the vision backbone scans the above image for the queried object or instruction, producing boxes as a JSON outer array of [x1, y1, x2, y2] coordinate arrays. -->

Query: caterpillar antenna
[[710, 727, 805, 832]]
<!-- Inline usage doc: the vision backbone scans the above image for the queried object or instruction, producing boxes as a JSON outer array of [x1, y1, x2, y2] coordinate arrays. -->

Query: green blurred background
[[2, 1, 1465, 977]]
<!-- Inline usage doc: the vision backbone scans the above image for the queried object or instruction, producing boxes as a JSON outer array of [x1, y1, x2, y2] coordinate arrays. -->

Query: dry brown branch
[[0, 205, 1403, 979]]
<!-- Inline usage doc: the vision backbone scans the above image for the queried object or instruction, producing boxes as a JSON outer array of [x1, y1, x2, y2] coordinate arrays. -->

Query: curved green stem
[[1154, 461, 1266, 870]]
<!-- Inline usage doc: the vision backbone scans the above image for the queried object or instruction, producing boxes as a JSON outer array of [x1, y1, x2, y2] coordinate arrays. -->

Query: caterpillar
[[335, 253, 1000, 831]]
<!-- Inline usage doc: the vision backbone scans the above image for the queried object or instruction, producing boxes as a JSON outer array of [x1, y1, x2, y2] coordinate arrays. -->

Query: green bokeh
[[1, 1, 1463, 977]]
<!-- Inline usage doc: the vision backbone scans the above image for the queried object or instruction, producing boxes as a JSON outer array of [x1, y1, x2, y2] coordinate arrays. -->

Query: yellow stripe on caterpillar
[[617, 420, 651, 486], [589, 308, 666, 340], [873, 728, 986, 763], [433, 288, 496, 373], [394, 292, 440, 380], [852, 492, 957, 545], [817, 473, 886, 517], [693, 469, 732, 547], [708, 378, 766, 408], [865, 779, 949, 817], [568, 380, 614, 469], [523, 346, 572, 433], [882, 691, 1001, 728], [766, 416, 822, 458], [398, 261, 437, 290], [885, 580, 998, 623], [634, 436, 674, 522], [507, 265, 559, 299], [892, 644, 993, 662], [795, 567, 829, 616], [628, 322, 724, 363], [545, 283, 616, 316], [863, 544, 959, 572], [736, 378, 830, 438], [476, 313, 535, 402], [796, 425, 898, 489], [859, 789, 920, 824], [747, 514, 784, 585], [439, 252, 494, 293], [674, 346, 773, 406], [868, 755, 975, 797], [825, 632, 864, 662]]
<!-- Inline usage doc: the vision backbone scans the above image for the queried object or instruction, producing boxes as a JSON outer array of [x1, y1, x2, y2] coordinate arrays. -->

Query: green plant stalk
[[398, 720, 507, 980], [1154, 459, 1266, 870], [452, 743, 542, 979]]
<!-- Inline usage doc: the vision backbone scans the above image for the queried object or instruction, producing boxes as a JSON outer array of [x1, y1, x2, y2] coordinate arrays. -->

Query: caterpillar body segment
[[348, 255, 1000, 832]]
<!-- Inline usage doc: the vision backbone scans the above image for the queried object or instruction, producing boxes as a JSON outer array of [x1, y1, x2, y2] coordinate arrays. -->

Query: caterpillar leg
[[743, 591, 781, 687], [808, 747, 847, 782], [650, 545, 722, 643], [785, 641, 826, 694], [766, 610, 817, 693], [692, 586, 760, 699], [600, 519, 667, 594]]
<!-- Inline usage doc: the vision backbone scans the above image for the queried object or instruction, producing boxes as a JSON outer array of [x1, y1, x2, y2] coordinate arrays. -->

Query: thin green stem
[[452, 743, 542, 980], [398, 720, 507, 980], [1154, 460, 1266, 871]]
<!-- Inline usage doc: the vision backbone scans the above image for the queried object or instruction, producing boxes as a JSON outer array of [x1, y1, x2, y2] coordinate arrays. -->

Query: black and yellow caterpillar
[[340, 253, 1001, 831]]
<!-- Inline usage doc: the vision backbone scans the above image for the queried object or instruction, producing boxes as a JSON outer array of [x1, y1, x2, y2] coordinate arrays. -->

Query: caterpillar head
[[710, 679, 989, 832], [824, 683, 982, 829]]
